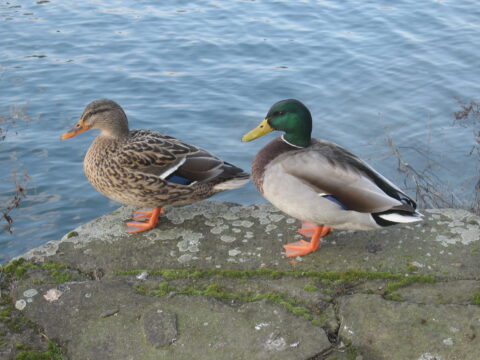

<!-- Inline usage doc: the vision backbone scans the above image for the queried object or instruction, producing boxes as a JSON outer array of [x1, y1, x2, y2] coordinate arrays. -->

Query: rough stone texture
[[143, 308, 177, 348], [11, 281, 329, 360], [4, 202, 480, 359], [339, 294, 480, 360]]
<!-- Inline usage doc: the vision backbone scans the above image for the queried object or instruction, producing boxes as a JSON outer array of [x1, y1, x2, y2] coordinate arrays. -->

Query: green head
[[242, 99, 312, 147]]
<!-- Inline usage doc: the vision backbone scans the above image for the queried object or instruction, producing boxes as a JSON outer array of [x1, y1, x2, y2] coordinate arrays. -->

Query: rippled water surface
[[1, 0, 479, 263]]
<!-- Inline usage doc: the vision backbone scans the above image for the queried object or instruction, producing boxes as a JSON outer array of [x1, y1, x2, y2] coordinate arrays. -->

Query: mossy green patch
[[40, 263, 67, 271], [142, 281, 317, 322], [39, 262, 73, 284], [0, 295, 36, 333], [133, 284, 149, 295], [303, 285, 318, 292], [471, 291, 480, 305], [152, 282, 172, 296], [384, 275, 435, 293], [1, 258, 37, 279], [66, 231, 78, 239], [406, 264, 418, 273], [45, 269, 72, 284], [1, 260, 76, 284], [115, 268, 430, 284], [385, 292, 404, 302], [119, 268, 436, 312], [15, 343, 32, 350], [15, 341, 63, 360]]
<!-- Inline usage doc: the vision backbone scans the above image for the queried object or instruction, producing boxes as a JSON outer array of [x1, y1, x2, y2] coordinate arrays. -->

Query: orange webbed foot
[[126, 207, 164, 234], [284, 223, 332, 257]]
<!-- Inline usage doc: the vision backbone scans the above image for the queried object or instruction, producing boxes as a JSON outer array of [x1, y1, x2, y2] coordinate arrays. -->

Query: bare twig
[[385, 134, 462, 209], [0, 102, 36, 233], [2, 171, 30, 234], [454, 98, 480, 157], [382, 99, 479, 214]]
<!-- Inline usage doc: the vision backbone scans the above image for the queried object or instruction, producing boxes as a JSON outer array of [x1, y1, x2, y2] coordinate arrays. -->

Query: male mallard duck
[[62, 99, 249, 233], [242, 99, 422, 257]]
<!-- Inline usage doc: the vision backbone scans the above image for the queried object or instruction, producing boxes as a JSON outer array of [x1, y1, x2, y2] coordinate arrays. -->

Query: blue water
[[1, 0, 479, 264]]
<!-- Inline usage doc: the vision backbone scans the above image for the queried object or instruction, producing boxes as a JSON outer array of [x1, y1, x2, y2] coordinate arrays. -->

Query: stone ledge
[[2, 201, 479, 360]]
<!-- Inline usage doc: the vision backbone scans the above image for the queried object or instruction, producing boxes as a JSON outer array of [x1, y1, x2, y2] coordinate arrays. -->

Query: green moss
[[0, 295, 36, 333], [40, 262, 67, 270], [15, 341, 63, 360], [66, 231, 78, 239], [39, 262, 72, 284], [151, 282, 316, 321], [0, 260, 75, 284], [346, 346, 360, 360], [47, 270, 72, 284], [341, 338, 361, 360], [385, 292, 404, 302], [119, 268, 436, 312], [385, 275, 435, 293], [406, 264, 418, 273], [2, 259, 37, 279], [152, 282, 171, 296], [471, 291, 480, 305], [115, 268, 424, 283], [133, 284, 149, 295]]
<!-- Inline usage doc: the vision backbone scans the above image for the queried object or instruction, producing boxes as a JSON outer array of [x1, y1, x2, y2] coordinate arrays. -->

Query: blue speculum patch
[[166, 174, 193, 185], [322, 195, 349, 210]]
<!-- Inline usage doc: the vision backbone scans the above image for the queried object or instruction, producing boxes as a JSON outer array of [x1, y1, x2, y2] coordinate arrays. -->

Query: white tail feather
[[213, 178, 250, 191], [378, 212, 423, 223]]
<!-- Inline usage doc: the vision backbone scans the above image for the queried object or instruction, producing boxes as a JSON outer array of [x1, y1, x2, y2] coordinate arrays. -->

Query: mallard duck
[[61, 99, 249, 233], [242, 99, 422, 257]]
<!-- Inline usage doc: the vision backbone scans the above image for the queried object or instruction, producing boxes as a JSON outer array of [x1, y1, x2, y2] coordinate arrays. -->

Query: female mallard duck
[[61, 99, 249, 233], [242, 99, 422, 257]]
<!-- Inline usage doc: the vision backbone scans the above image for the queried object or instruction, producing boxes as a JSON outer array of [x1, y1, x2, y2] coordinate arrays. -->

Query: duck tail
[[372, 209, 423, 227], [213, 176, 250, 190], [213, 162, 250, 191]]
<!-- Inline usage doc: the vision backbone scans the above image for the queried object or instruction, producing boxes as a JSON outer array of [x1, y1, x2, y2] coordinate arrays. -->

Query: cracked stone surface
[[338, 294, 480, 360], [3, 201, 480, 359]]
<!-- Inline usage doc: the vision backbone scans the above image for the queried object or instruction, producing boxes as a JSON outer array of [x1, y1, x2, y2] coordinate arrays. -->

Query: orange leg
[[126, 208, 164, 234], [283, 222, 332, 257]]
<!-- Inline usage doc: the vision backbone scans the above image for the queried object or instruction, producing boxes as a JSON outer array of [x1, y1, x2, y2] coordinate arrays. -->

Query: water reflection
[[0, 0, 478, 264]]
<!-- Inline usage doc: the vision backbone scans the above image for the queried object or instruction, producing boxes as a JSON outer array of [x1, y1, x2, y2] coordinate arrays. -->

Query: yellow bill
[[241, 118, 274, 142]]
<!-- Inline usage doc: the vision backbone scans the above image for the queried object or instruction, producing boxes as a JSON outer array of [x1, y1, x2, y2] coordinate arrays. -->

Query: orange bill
[[60, 124, 91, 140]]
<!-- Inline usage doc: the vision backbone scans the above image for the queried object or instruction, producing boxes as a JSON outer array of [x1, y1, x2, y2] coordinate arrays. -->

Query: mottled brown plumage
[[62, 99, 249, 232]]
